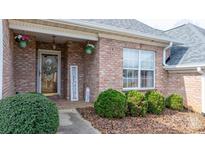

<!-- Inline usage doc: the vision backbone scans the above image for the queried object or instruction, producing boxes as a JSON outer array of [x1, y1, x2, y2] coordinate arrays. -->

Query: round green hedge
[[165, 93, 183, 111], [94, 89, 127, 118], [127, 91, 148, 117], [0, 93, 59, 134], [145, 91, 165, 115]]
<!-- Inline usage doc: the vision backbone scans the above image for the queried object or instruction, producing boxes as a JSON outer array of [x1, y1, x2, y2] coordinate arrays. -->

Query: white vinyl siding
[[123, 48, 155, 90]]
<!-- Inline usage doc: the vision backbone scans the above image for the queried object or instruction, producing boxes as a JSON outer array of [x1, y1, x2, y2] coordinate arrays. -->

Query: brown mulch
[[77, 107, 205, 134]]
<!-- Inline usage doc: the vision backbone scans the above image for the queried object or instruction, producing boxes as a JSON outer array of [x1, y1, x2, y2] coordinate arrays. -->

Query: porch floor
[[50, 98, 93, 110]]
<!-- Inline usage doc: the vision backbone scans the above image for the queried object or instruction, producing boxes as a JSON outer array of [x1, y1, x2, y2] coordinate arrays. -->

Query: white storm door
[[70, 65, 79, 101]]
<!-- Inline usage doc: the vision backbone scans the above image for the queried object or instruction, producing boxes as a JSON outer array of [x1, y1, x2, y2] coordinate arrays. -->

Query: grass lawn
[[78, 107, 205, 134]]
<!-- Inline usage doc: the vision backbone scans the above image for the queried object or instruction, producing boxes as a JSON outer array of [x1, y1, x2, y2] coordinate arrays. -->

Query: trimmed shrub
[[144, 90, 153, 100], [165, 93, 184, 111], [127, 91, 148, 117], [94, 89, 127, 118], [0, 93, 59, 134], [145, 91, 165, 115]]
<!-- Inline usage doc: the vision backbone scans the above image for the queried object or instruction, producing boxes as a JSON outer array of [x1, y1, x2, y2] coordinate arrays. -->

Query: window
[[123, 48, 155, 89]]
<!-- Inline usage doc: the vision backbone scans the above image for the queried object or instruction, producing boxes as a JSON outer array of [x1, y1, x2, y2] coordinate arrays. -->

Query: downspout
[[163, 42, 173, 66], [197, 67, 205, 114]]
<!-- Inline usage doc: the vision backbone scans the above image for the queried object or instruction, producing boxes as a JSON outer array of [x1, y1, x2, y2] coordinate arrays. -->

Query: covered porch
[[5, 19, 100, 107]]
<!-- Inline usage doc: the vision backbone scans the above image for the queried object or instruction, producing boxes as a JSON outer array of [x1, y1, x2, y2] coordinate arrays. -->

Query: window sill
[[122, 87, 156, 91]]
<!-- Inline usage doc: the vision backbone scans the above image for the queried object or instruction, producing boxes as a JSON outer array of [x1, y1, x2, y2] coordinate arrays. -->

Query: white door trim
[[70, 65, 79, 101], [201, 74, 205, 114], [0, 20, 3, 99], [37, 49, 61, 95]]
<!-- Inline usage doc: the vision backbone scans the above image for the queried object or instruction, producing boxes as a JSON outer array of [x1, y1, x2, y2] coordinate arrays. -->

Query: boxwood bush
[[165, 93, 184, 111], [0, 93, 59, 134], [145, 91, 165, 115], [127, 90, 148, 117], [94, 89, 127, 118]]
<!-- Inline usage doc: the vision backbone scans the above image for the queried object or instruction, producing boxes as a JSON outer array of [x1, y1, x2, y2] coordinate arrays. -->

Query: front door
[[38, 50, 61, 95]]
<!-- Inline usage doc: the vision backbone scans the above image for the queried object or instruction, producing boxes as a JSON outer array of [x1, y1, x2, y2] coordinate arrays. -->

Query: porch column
[[0, 19, 3, 99]]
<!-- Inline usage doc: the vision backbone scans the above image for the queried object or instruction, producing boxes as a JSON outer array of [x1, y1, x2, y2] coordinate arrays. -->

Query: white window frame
[[123, 48, 155, 91], [37, 49, 61, 95]]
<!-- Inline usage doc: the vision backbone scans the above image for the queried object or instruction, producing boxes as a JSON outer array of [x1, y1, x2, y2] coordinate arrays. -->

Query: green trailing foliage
[[126, 91, 148, 117], [165, 93, 184, 111], [94, 89, 127, 118], [145, 91, 165, 115], [0, 93, 59, 134]]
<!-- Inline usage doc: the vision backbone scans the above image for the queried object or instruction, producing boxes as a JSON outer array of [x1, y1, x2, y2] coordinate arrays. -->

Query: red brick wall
[[13, 35, 36, 93], [166, 72, 202, 113], [97, 37, 167, 94], [2, 20, 15, 97]]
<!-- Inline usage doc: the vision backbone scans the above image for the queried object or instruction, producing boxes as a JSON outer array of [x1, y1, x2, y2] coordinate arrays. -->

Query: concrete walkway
[[57, 109, 100, 134]]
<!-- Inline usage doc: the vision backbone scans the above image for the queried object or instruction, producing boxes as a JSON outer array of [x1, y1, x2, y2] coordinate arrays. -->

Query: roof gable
[[165, 23, 205, 44], [165, 23, 205, 66]]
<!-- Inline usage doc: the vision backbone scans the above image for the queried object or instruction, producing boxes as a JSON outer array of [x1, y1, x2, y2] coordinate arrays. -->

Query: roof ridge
[[134, 19, 164, 32], [164, 23, 187, 32]]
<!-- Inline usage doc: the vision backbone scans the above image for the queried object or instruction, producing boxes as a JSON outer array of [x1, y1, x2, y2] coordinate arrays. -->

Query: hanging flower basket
[[84, 43, 95, 54], [15, 34, 30, 48]]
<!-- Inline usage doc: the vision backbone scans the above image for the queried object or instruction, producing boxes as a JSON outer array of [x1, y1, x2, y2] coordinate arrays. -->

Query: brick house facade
[[0, 19, 204, 113]]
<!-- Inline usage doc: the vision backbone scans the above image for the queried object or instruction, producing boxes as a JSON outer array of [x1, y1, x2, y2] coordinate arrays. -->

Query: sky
[[139, 19, 205, 31]]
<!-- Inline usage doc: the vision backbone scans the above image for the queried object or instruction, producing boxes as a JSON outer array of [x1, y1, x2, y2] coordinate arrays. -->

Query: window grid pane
[[140, 70, 154, 88]]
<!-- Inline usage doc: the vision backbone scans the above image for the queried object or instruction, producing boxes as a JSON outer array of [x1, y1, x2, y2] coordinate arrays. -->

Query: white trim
[[197, 67, 205, 114], [49, 19, 184, 44], [201, 74, 205, 114], [70, 65, 79, 101], [164, 64, 205, 71], [37, 49, 61, 95], [98, 33, 168, 47], [0, 20, 3, 99], [123, 87, 156, 91], [9, 20, 98, 41]]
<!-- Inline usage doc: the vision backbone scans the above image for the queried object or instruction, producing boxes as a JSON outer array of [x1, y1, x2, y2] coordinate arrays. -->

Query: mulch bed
[[77, 107, 205, 134]]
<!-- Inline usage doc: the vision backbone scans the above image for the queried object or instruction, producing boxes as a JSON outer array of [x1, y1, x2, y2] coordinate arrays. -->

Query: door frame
[[37, 49, 61, 95]]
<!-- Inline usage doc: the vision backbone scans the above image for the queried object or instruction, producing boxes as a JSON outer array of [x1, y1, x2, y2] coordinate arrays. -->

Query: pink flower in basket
[[21, 35, 30, 41]]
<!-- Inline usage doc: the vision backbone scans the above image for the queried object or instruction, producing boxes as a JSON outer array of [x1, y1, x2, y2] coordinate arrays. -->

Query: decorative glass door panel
[[70, 65, 79, 101], [41, 54, 58, 94]]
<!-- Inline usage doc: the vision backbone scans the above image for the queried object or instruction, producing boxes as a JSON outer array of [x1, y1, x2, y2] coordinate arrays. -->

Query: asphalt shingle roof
[[80, 19, 176, 41], [165, 23, 205, 66]]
